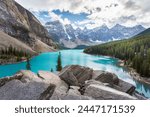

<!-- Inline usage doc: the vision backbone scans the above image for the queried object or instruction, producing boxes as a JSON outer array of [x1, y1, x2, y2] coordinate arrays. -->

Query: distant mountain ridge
[[0, 0, 56, 53], [45, 20, 145, 48]]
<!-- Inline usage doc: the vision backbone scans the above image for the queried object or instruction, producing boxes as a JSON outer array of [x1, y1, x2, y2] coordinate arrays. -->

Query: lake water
[[0, 49, 150, 98]]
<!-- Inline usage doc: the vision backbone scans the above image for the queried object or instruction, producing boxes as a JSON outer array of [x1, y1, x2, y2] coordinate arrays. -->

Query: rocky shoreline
[[0, 57, 26, 65], [0, 65, 147, 100], [117, 60, 150, 85], [129, 68, 150, 85], [0, 52, 39, 65]]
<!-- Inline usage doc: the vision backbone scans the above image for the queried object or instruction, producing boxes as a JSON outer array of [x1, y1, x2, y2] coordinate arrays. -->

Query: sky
[[15, 0, 150, 29]]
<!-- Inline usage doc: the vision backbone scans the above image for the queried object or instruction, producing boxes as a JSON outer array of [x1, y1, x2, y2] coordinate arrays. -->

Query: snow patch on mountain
[[45, 21, 146, 48]]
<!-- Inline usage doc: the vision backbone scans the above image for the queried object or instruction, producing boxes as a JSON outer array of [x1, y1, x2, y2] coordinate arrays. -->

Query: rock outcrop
[[0, 0, 56, 53], [84, 84, 136, 100], [94, 72, 135, 95], [0, 65, 142, 100], [59, 65, 93, 86], [95, 72, 119, 86]]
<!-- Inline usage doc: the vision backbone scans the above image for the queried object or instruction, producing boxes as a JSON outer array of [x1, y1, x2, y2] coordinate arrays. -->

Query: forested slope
[[84, 28, 150, 77]]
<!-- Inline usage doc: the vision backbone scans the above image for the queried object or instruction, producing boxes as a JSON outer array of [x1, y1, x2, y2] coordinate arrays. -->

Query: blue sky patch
[[53, 9, 89, 22]]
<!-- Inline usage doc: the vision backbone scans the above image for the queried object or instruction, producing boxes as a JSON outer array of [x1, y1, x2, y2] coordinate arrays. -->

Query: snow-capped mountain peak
[[45, 21, 146, 48]]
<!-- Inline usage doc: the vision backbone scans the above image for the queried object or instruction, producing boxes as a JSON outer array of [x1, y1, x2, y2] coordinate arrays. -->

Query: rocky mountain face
[[45, 20, 145, 48], [0, 65, 146, 100], [45, 21, 91, 48], [0, 0, 56, 53]]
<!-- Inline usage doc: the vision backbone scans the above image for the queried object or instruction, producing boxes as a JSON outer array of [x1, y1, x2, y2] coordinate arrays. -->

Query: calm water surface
[[0, 49, 150, 98]]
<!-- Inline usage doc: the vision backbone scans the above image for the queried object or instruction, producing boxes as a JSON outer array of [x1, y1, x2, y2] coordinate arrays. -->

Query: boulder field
[[0, 65, 146, 100]]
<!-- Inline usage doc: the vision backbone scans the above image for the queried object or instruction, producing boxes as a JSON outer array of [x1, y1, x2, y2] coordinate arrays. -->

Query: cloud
[[48, 12, 71, 25], [120, 15, 137, 22], [15, 0, 150, 28], [124, 1, 140, 10]]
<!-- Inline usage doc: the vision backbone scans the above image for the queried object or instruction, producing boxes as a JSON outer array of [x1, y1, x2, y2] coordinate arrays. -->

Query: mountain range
[[0, 0, 147, 51], [45, 20, 145, 48]]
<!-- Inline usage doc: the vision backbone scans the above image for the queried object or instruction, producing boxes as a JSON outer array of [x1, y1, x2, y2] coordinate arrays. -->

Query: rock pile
[[0, 65, 140, 100]]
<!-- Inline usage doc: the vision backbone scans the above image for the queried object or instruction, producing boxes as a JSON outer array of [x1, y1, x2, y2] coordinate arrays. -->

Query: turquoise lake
[[0, 49, 150, 98]]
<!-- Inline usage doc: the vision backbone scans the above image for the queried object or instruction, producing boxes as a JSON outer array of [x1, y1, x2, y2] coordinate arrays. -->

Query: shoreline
[[0, 49, 59, 65], [129, 68, 150, 85], [0, 58, 28, 65], [84, 52, 150, 85], [0, 53, 40, 65], [118, 60, 150, 85]]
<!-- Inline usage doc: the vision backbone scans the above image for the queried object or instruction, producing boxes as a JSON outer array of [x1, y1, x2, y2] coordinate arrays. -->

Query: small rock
[[92, 70, 105, 79], [62, 86, 92, 100]]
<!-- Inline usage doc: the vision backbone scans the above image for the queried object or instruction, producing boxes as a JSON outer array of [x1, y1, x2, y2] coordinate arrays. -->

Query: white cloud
[[48, 12, 71, 25], [15, 0, 150, 28]]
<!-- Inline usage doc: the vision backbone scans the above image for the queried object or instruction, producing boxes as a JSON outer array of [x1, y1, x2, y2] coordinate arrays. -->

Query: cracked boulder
[[84, 84, 136, 100], [95, 72, 135, 95], [59, 65, 93, 86]]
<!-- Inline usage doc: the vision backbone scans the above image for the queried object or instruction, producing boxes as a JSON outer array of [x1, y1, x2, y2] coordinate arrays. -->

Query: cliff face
[[0, 0, 56, 53]]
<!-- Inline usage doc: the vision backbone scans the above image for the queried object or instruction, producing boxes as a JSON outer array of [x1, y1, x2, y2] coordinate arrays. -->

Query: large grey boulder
[[0, 70, 68, 100], [59, 65, 93, 86], [84, 84, 136, 100], [94, 72, 135, 95], [95, 72, 119, 86], [113, 80, 135, 95], [0, 80, 52, 100]]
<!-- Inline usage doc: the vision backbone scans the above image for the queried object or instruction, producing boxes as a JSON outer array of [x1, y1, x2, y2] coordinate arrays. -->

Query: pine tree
[[26, 57, 31, 70], [56, 52, 62, 71], [51, 68, 54, 72]]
